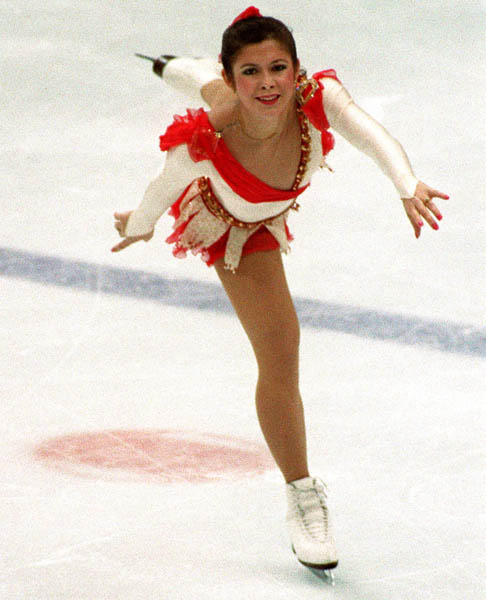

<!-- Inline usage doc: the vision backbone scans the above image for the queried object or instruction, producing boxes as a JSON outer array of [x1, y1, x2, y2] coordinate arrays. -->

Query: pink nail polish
[[437, 214, 443, 221], [433, 223, 439, 230], [418, 221, 424, 227]]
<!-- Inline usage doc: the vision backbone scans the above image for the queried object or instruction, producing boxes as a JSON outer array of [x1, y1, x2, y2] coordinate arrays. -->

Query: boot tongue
[[290, 476, 315, 490]]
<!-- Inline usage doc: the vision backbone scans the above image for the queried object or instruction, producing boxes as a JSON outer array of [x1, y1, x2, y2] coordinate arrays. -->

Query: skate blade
[[298, 559, 338, 571], [305, 566, 336, 586], [134, 53, 156, 63], [291, 545, 337, 584]]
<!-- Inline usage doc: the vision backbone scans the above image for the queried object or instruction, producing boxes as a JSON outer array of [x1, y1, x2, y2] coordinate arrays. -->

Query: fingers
[[402, 196, 442, 239], [404, 181, 450, 239], [113, 211, 132, 220], [111, 238, 134, 253], [112, 210, 154, 252], [428, 188, 450, 201], [113, 211, 133, 235], [111, 229, 154, 253], [401, 199, 420, 238], [407, 201, 423, 239], [422, 199, 443, 222], [415, 197, 440, 231]]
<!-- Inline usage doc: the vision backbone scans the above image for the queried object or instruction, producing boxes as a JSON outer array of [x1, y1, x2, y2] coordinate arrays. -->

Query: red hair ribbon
[[230, 6, 262, 26]]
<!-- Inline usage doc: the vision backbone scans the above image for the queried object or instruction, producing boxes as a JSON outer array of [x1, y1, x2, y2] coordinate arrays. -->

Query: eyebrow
[[239, 59, 289, 68]]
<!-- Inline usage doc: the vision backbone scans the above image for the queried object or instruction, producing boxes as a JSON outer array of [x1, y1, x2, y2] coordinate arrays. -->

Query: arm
[[322, 77, 418, 198], [112, 145, 199, 252], [321, 77, 449, 237]]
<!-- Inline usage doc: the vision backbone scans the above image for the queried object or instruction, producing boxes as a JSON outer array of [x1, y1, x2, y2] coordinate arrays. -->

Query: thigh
[[214, 250, 300, 371]]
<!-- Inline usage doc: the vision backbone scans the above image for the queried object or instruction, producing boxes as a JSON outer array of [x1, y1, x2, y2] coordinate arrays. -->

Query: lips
[[256, 94, 280, 105]]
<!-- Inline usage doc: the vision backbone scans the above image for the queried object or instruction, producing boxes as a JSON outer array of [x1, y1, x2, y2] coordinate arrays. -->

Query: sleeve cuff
[[125, 212, 155, 237], [397, 173, 419, 199]]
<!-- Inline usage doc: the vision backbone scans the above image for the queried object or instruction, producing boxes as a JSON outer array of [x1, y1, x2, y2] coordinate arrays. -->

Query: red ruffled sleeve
[[159, 108, 219, 162]]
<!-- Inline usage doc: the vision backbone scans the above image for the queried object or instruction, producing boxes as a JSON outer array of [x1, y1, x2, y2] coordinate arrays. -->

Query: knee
[[256, 318, 300, 374]]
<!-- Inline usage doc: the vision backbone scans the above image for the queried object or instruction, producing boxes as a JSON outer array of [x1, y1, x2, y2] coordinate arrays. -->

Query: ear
[[295, 59, 301, 79], [222, 69, 235, 91]]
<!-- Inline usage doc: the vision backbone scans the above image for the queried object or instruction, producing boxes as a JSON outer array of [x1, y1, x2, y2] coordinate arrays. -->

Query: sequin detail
[[292, 108, 312, 190], [168, 179, 292, 272], [199, 177, 298, 229], [167, 109, 312, 272]]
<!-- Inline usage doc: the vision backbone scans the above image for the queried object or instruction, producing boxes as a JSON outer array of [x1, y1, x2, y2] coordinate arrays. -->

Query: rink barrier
[[1, 246, 485, 358]]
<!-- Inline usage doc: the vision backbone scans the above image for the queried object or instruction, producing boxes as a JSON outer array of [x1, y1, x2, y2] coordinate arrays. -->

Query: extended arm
[[321, 77, 449, 236], [112, 145, 200, 252], [123, 146, 191, 237], [321, 77, 418, 198]]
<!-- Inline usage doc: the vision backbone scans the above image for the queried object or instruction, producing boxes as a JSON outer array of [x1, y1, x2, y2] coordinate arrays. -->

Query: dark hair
[[221, 16, 298, 79]]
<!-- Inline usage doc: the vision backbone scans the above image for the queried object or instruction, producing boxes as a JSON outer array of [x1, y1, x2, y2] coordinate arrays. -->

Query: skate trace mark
[[2, 246, 485, 357], [32, 430, 275, 483]]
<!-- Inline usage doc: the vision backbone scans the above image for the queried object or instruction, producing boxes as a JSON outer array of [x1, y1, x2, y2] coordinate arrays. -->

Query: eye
[[272, 64, 288, 72], [242, 67, 258, 76]]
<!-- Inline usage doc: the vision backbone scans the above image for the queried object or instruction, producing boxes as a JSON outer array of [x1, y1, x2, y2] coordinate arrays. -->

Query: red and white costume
[[125, 58, 419, 271]]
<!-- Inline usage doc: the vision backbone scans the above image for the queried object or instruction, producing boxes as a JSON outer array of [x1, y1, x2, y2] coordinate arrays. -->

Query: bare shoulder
[[207, 100, 238, 132]]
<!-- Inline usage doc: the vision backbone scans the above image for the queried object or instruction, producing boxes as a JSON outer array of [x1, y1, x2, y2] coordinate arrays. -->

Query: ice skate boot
[[135, 54, 223, 101], [286, 476, 338, 574], [135, 53, 177, 77]]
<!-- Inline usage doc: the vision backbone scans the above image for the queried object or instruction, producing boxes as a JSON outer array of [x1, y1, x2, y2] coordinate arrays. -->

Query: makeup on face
[[230, 39, 299, 113]]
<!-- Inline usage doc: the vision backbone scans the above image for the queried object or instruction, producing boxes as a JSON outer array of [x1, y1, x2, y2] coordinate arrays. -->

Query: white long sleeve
[[163, 58, 223, 102], [124, 64, 420, 237], [124, 137, 299, 236], [321, 77, 418, 198], [124, 144, 200, 236], [161, 58, 418, 197], [124, 59, 225, 237]]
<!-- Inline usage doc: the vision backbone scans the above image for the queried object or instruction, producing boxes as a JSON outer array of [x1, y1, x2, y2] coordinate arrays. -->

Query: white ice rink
[[1, 1, 485, 598]]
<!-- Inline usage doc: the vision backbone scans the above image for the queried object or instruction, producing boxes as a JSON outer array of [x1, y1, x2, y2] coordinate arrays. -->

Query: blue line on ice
[[2, 246, 485, 358]]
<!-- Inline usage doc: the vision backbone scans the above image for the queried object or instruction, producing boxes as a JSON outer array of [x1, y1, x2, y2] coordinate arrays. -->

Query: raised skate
[[134, 53, 177, 77]]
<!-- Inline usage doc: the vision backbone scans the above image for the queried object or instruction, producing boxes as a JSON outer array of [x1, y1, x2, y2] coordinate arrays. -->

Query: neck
[[237, 100, 296, 142]]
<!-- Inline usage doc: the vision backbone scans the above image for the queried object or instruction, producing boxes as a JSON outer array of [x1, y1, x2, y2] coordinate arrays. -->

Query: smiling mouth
[[256, 94, 280, 105]]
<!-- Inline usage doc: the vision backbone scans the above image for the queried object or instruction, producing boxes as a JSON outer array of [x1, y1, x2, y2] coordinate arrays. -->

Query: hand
[[402, 182, 449, 239], [111, 211, 154, 252]]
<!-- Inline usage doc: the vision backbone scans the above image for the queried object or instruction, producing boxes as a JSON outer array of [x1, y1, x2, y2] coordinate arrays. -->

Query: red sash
[[159, 69, 340, 204]]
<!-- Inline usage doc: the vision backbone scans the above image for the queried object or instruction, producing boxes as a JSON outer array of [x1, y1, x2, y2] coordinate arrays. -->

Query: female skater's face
[[225, 38, 299, 117]]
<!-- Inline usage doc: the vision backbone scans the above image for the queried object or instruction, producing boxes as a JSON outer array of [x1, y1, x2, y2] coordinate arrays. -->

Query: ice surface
[[1, 1, 485, 598]]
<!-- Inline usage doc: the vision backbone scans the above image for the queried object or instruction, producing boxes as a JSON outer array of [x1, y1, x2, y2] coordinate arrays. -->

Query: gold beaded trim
[[201, 107, 311, 229], [292, 108, 312, 191], [198, 177, 300, 230], [295, 77, 320, 107]]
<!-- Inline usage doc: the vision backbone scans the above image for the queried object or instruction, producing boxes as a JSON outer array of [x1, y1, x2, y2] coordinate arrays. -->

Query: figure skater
[[112, 6, 449, 572]]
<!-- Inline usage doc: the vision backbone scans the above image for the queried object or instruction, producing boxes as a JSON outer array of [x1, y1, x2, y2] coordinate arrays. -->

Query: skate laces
[[292, 478, 330, 542]]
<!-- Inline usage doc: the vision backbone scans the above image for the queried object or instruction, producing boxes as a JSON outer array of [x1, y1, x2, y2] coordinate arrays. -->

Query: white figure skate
[[134, 53, 177, 77], [286, 476, 338, 582]]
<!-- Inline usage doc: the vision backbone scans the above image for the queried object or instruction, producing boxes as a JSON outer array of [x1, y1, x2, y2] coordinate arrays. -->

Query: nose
[[259, 69, 275, 89]]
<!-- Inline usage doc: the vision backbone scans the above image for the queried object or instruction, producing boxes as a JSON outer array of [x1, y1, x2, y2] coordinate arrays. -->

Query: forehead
[[233, 38, 291, 66]]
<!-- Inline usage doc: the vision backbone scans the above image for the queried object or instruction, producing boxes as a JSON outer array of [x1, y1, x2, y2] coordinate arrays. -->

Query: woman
[[112, 7, 448, 572]]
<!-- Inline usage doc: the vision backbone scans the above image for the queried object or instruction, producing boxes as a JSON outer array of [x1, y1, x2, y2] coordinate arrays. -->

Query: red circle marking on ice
[[33, 430, 275, 483]]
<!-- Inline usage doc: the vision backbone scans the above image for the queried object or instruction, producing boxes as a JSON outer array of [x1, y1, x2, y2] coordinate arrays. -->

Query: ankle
[[285, 471, 310, 485]]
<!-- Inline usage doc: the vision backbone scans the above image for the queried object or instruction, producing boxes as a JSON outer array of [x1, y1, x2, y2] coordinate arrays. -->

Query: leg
[[201, 79, 236, 108], [216, 251, 339, 570], [214, 249, 309, 483], [160, 57, 232, 106]]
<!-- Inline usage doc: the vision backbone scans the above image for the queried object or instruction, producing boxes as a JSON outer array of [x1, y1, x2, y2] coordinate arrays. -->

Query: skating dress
[[125, 67, 419, 272]]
